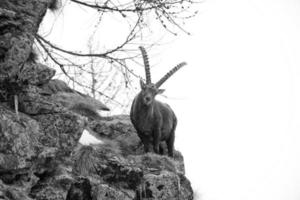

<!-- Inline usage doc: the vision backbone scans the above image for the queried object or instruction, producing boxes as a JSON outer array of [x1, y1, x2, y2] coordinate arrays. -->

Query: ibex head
[[138, 46, 186, 106]]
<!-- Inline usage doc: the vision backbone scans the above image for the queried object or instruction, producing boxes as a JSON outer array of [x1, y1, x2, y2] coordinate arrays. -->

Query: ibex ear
[[140, 79, 146, 89], [157, 89, 165, 94]]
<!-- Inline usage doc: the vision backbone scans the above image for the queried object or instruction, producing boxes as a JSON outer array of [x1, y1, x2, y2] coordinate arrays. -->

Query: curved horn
[[139, 46, 151, 84], [155, 62, 187, 88]]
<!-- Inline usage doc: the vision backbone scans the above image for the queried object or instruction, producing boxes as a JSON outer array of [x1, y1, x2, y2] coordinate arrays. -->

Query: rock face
[[0, 1, 193, 199], [0, 110, 193, 199], [77, 117, 193, 200], [0, 0, 52, 82]]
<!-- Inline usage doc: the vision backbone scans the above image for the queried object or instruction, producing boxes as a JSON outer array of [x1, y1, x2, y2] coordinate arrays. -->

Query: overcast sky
[[43, 0, 300, 200], [166, 0, 300, 200]]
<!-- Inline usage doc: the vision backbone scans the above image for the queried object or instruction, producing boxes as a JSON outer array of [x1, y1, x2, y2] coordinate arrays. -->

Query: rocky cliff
[[0, 0, 194, 199]]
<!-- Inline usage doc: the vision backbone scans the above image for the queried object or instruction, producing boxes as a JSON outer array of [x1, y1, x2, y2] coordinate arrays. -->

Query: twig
[[35, 37, 124, 106]]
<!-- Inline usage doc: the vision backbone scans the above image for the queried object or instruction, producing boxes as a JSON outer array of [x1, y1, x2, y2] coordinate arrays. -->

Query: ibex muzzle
[[130, 46, 186, 157], [139, 81, 164, 106]]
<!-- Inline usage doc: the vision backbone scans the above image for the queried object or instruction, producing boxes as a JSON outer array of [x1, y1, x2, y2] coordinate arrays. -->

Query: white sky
[[42, 0, 300, 200], [165, 0, 300, 200]]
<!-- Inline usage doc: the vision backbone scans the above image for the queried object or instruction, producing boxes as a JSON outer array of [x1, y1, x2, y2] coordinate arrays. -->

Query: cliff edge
[[0, 0, 193, 199], [0, 108, 194, 200]]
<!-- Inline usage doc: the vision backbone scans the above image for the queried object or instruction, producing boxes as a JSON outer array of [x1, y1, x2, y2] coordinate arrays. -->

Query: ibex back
[[130, 46, 186, 157]]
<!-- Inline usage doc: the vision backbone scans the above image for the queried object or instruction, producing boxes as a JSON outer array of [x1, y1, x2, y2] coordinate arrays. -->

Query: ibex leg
[[139, 133, 151, 153], [159, 142, 166, 155], [153, 129, 161, 154], [167, 132, 175, 157]]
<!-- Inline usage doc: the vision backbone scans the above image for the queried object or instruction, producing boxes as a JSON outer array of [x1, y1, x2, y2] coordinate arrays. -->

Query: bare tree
[[35, 0, 198, 113]]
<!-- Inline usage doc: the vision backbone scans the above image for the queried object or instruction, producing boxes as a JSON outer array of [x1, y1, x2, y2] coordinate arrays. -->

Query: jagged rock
[[89, 115, 144, 155], [41, 79, 109, 111], [18, 85, 64, 115], [92, 182, 136, 200], [32, 111, 85, 157], [18, 62, 56, 86], [0, 180, 33, 200], [66, 177, 92, 200], [30, 165, 75, 200], [70, 116, 193, 200], [0, 0, 57, 122], [39, 79, 110, 120], [142, 170, 193, 200], [0, 103, 85, 198], [51, 92, 109, 120], [0, 103, 193, 200], [143, 171, 181, 200], [178, 173, 194, 200], [73, 145, 143, 190], [0, 0, 50, 81], [0, 104, 43, 171], [41, 79, 76, 94]]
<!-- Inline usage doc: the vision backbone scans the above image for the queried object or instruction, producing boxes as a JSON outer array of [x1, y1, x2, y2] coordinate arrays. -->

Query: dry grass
[[72, 139, 121, 176]]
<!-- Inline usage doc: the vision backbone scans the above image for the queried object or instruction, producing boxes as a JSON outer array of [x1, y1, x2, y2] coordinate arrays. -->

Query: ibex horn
[[139, 46, 151, 84], [155, 62, 187, 88]]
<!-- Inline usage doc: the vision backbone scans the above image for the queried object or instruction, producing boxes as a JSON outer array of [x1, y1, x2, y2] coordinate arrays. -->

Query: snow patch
[[79, 129, 103, 145]]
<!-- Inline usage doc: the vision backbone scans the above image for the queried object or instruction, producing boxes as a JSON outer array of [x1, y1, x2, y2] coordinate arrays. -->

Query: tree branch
[[70, 0, 161, 12], [35, 37, 124, 106]]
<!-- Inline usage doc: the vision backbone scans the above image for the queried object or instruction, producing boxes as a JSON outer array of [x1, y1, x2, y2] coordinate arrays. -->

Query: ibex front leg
[[153, 128, 161, 154], [167, 132, 175, 157], [139, 132, 152, 153]]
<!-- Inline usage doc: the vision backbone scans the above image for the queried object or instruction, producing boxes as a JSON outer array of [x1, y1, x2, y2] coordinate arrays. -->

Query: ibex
[[130, 46, 186, 157]]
